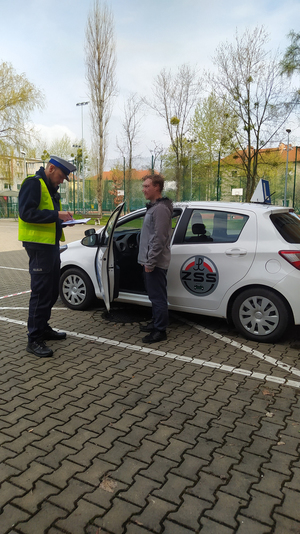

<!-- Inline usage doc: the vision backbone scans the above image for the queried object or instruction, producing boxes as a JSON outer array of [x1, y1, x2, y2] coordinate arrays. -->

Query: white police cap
[[49, 155, 76, 181]]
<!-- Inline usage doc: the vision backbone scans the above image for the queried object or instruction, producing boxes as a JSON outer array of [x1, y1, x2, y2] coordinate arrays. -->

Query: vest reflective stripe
[[18, 177, 65, 244]]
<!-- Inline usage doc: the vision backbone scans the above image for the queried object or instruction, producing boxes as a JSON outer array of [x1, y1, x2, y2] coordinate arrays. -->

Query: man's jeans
[[144, 266, 169, 331]]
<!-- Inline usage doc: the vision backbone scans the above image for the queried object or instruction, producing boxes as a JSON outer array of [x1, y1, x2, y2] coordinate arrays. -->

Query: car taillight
[[279, 250, 300, 270]]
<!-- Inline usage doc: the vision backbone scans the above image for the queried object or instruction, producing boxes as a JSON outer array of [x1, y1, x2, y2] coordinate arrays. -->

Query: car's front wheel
[[59, 268, 95, 310], [232, 287, 291, 343]]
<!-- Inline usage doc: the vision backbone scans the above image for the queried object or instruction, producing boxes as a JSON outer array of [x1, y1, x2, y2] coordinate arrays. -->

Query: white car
[[59, 201, 300, 343]]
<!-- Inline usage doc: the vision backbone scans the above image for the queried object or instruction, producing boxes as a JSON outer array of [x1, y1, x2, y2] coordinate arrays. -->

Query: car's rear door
[[167, 206, 257, 312]]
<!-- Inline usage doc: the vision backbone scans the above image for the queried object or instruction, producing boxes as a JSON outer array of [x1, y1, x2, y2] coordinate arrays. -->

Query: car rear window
[[270, 212, 300, 243]]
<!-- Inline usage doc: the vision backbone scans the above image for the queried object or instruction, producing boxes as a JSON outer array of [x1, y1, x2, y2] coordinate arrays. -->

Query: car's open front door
[[95, 202, 125, 312]]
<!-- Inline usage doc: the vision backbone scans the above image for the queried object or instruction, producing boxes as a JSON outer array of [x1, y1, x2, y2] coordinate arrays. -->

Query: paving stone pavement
[[1, 220, 300, 533]]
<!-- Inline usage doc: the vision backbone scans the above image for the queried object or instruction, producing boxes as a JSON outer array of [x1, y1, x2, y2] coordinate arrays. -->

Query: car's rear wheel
[[232, 288, 290, 343], [59, 268, 95, 310]]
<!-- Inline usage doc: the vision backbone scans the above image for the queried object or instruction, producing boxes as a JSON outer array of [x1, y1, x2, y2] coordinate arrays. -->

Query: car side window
[[114, 209, 182, 235], [183, 209, 249, 244], [171, 209, 182, 233]]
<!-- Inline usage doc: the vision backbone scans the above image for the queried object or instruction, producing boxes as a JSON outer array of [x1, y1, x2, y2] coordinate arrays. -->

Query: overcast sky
[[0, 0, 299, 163]]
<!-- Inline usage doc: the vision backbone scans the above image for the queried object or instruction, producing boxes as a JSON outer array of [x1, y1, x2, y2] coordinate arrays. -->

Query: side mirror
[[85, 228, 96, 237], [81, 228, 98, 247]]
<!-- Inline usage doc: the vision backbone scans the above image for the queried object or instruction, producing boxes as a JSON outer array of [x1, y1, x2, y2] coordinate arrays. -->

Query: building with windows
[[0, 155, 44, 217], [220, 143, 300, 208]]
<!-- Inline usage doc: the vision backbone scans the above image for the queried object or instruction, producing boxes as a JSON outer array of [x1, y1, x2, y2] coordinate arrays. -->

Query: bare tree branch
[[145, 64, 202, 200], [117, 93, 143, 210], [211, 26, 299, 200]]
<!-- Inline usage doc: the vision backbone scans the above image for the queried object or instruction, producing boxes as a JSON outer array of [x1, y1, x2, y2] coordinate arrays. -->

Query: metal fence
[[60, 177, 191, 215], [2, 174, 299, 219], [0, 198, 19, 219]]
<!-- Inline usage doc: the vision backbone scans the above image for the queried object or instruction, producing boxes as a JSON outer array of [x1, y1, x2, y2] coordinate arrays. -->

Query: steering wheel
[[115, 233, 138, 253]]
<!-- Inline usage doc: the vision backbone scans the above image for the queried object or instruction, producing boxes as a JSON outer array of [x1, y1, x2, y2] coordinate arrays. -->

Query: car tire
[[59, 268, 95, 310], [232, 287, 290, 343]]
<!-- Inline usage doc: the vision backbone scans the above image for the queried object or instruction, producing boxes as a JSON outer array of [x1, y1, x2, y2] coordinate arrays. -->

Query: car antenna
[[263, 191, 275, 204]]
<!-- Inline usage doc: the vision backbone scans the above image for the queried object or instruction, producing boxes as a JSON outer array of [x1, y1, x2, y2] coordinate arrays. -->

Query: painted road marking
[[0, 307, 30, 310], [0, 266, 28, 271], [0, 307, 63, 310], [178, 317, 300, 378], [0, 291, 31, 300], [0, 315, 299, 389]]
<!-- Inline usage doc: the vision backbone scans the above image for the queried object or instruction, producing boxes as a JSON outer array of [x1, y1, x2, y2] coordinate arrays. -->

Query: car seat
[[189, 223, 213, 242]]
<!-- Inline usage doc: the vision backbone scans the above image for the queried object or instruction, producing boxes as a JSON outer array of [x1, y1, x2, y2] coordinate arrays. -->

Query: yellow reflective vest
[[18, 177, 65, 244]]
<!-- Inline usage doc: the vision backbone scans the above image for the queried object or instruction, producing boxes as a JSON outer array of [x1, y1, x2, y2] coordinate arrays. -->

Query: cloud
[[33, 124, 78, 146]]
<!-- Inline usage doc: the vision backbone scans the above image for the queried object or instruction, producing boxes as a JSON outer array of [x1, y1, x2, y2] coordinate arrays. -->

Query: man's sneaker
[[26, 341, 53, 358], [140, 321, 154, 333], [43, 327, 67, 341], [142, 330, 167, 344]]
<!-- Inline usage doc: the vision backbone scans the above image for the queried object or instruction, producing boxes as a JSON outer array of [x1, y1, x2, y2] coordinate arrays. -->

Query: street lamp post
[[293, 146, 299, 208], [187, 139, 196, 200], [76, 101, 89, 212], [149, 150, 154, 175], [73, 144, 81, 212], [284, 128, 291, 207], [123, 156, 126, 212], [68, 158, 76, 214], [20, 151, 26, 179]]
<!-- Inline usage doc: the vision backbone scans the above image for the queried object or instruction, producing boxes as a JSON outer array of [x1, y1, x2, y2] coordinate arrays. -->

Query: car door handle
[[225, 248, 247, 256]]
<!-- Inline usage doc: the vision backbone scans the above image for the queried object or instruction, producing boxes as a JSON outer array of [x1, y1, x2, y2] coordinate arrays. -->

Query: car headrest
[[192, 223, 206, 235]]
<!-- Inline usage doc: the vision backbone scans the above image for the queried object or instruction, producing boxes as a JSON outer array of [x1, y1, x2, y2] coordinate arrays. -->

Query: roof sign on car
[[251, 179, 272, 204]]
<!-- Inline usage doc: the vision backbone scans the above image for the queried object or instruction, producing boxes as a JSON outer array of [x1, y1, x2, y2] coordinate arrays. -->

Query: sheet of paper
[[62, 218, 91, 227]]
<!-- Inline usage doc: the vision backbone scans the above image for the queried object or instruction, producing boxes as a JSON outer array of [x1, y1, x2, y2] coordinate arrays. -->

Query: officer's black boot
[[43, 326, 67, 341], [26, 340, 53, 357]]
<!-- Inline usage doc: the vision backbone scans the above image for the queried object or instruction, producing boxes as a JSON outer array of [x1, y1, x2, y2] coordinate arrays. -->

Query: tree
[[85, 0, 117, 218], [0, 61, 44, 148], [211, 26, 299, 201], [49, 134, 74, 159], [109, 165, 124, 206], [280, 30, 300, 77], [41, 149, 50, 163], [149, 140, 164, 173], [117, 93, 143, 211], [71, 147, 83, 173], [146, 64, 202, 200], [190, 92, 238, 200]]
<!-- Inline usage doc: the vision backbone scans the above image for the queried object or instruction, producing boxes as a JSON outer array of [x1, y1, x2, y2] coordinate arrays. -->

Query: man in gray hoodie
[[138, 173, 173, 343]]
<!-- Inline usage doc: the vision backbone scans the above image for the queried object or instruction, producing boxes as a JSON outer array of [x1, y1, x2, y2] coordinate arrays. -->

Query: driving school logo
[[180, 255, 219, 296]]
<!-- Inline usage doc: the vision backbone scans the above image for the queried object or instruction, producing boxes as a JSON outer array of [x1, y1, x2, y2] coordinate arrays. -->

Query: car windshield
[[115, 216, 144, 233], [114, 208, 182, 235], [270, 212, 300, 243], [101, 204, 124, 246]]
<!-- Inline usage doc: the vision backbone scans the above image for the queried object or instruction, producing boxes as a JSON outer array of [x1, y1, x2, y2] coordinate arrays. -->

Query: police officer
[[18, 156, 76, 357]]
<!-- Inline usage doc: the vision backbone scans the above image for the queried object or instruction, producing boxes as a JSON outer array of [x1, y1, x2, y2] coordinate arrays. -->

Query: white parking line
[[0, 307, 30, 310], [0, 291, 31, 300], [0, 266, 28, 271], [0, 307, 63, 310], [0, 315, 299, 389], [178, 318, 300, 377]]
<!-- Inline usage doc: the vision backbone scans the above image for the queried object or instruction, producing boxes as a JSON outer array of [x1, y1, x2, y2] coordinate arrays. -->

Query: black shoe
[[26, 341, 53, 358], [140, 321, 154, 333], [43, 328, 67, 341], [142, 330, 167, 344]]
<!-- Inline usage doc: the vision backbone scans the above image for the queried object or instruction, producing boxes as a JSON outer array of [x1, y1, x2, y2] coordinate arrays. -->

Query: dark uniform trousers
[[25, 245, 61, 342], [144, 266, 169, 332]]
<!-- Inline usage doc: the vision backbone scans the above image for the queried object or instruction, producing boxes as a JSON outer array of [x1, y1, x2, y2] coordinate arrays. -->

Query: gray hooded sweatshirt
[[138, 197, 173, 270]]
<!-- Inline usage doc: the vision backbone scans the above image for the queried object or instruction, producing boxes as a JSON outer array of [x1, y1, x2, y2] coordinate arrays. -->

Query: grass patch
[[73, 213, 110, 226]]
